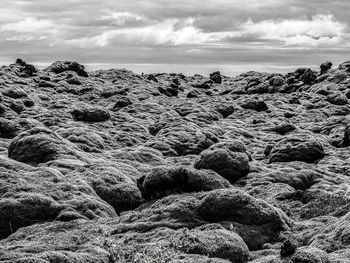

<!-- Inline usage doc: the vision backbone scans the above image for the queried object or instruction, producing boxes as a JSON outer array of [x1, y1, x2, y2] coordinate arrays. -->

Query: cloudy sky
[[0, 0, 349, 75]]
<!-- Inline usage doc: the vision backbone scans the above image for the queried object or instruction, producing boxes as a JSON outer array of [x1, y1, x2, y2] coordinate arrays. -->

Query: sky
[[0, 0, 349, 76]]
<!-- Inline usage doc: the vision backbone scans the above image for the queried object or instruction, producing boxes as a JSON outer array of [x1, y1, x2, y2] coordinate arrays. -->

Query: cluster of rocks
[[0, 59, 350, 262]]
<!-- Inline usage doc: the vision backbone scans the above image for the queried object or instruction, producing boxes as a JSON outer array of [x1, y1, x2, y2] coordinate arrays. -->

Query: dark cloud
[[0, 0, 349, 75]]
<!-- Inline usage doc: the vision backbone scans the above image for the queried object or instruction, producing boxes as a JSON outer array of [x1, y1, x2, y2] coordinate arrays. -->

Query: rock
[[0, 156, 116, 239], [215, 104, 235, 118], [139, 166, 231, 200], [195, 80, 213, 89], [297, 68, 317, 85], [281, 239, 298, 257], [171, 225, 249, 263], [75, 165, 142, 214], [113, 96, 132, 109], [269, 76, 285, 87], [15, 58, 37, 77], [198, 189, 289, 249], [194, 148, 250, 183], [241, 99, 268, 111], [291, 247, 330, 263], [210, 71, 222, 84], [326, 93, 348, 105], [158, 85, 178, 97], [269, 135, 325, 163], [2, 87, 27, 99], [66, 76, 82, 85], [320, 61, 332, 75], [0, 193, 62, 239], [57, 127, 105, 152], [71, 107, 111, 122], [273, 122, 296, 135], [187, 90, 201, 98], [1, 59, 350, 262], [246, 82, 269, 94], [338, 60, 350, 71], [45, 61, 88, 77], [147, 121, 218, 156], [147, 74, 158, 82], [8, 127, 84, 164]]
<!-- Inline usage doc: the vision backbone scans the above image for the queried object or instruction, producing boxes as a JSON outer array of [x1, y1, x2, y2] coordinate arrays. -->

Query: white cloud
[[1, 17, 54, 33], [242, 14, 346, 46], [65, 18, 238, 48], [101, 11, 144, 25]]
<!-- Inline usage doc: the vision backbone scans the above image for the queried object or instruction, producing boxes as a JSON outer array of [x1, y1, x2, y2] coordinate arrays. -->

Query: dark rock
[[338, 60, 350, 71], [241, 99, 268, 111], [58, 127, 105, 152], [326, 93, 348, 105], [158, 85, 178, 97], [215, 104, 235, 118], [209, 71, 222, 84], [147, 74, 158, 82], [269, 76, 285, 87], [71, 107, 111, 122], [198, 189, 289, 250], [187, 90, 201, 98], [45, 61, 88, 77], [195, 80, 213, 89], [320, 61, 332, 75], [246, 82, 269, 94], [15, 58, 37, 77], [8, 127, 84, 164], [38, 80, 56, 88], [284, 111, 296, 118], [273, 123, 296, 134], [2, 88, 27, 99], [300, 69, 318, 85], [139, 166, 231, 200], [194, 148, 250, 183], [113, 96, 132, 110], [100, 88, 128, 98], [280, 239, 298, 257], [66, 76, 82, 85], [0, 118, 20, 138], [269, 135, 325, 163], [23, 98, 35, 107], [9, 100, 25, 114]]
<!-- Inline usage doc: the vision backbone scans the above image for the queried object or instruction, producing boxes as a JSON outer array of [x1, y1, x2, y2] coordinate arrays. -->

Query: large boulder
[[8, 127, 85, 165], [194, 148, 250, 183], [138, 166, 231, 200], [45, 61, 88, 77], [0, 156, 116, 239], [268, 135, 325, 163], [338, 60, 350, 71], [320, 61, 332, 75], [241, 99, 268, 111], [57, 127, 105, 152], [210, 71, 222, 84], [198, 189, 290, 249], [146, 121, 218, 156], [74, 165, 142, 214], [70, 107, 111, 122]]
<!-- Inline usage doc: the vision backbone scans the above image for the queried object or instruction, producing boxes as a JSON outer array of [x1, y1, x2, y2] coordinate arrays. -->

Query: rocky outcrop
[[1, 59, 350, 262]]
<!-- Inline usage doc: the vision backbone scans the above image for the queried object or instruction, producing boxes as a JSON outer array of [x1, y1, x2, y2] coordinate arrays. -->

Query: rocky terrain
[[0, 58, 350, 262]]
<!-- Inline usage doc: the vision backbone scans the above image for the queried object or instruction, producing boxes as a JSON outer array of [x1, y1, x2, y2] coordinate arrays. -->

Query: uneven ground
[[0, 59, 350, 262]]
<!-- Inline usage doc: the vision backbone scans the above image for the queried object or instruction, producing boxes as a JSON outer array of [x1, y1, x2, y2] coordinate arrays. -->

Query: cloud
[[0, 0, 349, 75], [100, 12, 144, 26], [65, 18, 238, 48], [1, 17, 53, 33], [241, 14, 347, 46]]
